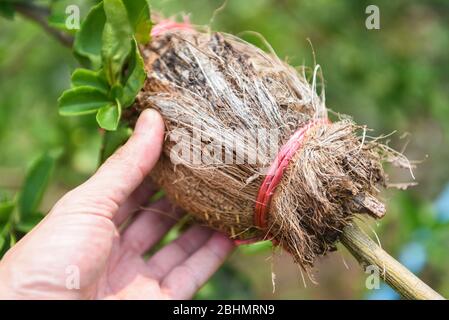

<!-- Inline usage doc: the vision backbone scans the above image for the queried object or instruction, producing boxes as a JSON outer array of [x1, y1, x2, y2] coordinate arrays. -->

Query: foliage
[[0, 152, 58, 257], [59, 0, 150, 131]]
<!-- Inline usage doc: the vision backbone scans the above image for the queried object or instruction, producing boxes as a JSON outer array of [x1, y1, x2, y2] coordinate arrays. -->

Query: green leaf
[[121, 41, 146, 107], [71, 69, 109, 94], [0, 199, 15, 224], [0, 2, 15, 20], [73, 2, 106, 69], [102, 0, 133, 86], [0, 228, 14, 258], [48, 14, 78, 36], [15, 213, 43, 234], [59, 86, 111, 116], [18, 153, 56, 218], [122, 0, 152, 44], [149, 189, 165, 203], [0, 235, 6, 257], [110, 84, 124, 100], [9, 232, 16, 247], [238, 240, 273, 255], [48, 14, 69, 31], [100, 125, 133, 163], [96, 102, 121, 131]]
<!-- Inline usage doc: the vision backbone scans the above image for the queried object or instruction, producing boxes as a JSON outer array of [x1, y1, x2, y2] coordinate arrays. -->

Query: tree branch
[[13, 2, 74, 48], [341, 223, 445, 300]]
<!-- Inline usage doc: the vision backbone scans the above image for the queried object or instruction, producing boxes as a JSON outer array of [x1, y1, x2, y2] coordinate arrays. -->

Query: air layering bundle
[[130, 23, 409, 270]]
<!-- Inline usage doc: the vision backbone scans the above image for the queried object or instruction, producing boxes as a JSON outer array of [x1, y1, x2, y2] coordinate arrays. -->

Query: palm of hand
[[91, 195, 231, 300], [0, 110, 233, 300]]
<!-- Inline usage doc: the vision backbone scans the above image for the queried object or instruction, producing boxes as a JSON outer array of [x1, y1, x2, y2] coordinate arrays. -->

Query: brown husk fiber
[[130, 27, 409, 269]]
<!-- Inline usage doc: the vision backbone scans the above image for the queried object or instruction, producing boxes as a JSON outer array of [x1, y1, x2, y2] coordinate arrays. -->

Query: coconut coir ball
[[129, 26, 406, 269]]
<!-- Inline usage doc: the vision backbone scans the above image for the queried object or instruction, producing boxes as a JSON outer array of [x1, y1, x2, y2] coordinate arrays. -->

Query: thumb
[[68, 109, 165, 216]]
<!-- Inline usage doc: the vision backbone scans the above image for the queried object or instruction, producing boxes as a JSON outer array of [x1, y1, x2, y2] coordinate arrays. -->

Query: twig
[[13, 2, 74, 47], [340, 223, 445, 300]]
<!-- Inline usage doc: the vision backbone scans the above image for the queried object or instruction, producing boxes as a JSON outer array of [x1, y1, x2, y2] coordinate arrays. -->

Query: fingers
[[158, 230, 235, 299], [120, 198, 184, 255], [146, 225, 214, 279], [112, 176, 159, 226], [65, 109, 165, 219]]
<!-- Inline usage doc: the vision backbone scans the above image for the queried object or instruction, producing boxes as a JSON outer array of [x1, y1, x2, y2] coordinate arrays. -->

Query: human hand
[[0, 109, 234, 299]]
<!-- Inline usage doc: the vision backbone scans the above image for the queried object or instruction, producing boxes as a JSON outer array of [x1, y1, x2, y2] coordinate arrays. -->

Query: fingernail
[[134, 109, 160, 135]]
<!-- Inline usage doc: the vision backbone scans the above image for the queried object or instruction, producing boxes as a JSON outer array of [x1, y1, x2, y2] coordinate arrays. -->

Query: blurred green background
[[1, 0, 449, 299]]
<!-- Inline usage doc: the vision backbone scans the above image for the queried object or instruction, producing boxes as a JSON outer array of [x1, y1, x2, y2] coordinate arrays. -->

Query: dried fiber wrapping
[[130, 26, 407, 269]]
